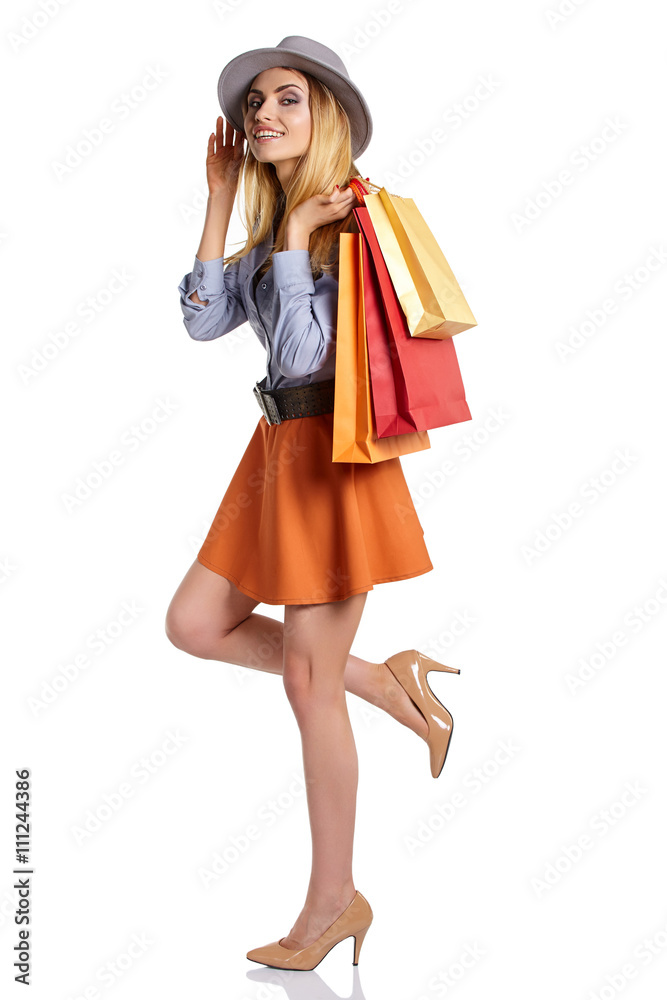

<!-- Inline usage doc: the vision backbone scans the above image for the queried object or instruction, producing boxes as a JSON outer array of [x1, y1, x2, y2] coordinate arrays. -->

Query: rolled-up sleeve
[[178, 255, 248, 341], [270, 250, 338, 378]]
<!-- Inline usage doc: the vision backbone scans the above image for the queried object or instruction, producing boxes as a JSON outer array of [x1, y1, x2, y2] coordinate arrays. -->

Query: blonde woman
[[166, 36, 460, 972]]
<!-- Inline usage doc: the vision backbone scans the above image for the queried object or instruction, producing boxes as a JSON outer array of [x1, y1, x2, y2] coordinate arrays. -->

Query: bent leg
[[165, 558, 281, 669], [165, 559, 427, 737]]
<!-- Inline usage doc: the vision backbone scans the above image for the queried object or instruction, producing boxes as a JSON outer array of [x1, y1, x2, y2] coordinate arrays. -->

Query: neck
[[274, 157, 301, 192]]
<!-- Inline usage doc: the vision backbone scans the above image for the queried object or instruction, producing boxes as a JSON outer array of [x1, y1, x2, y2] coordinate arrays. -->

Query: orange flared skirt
[[196, 410, 433, 605]]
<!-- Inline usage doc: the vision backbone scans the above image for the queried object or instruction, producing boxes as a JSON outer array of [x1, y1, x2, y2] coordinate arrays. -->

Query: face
[[243, 67, 311, 179]]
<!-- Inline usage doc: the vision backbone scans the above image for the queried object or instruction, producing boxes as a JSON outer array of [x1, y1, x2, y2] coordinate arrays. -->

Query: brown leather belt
[[253, 377, 336, 425]]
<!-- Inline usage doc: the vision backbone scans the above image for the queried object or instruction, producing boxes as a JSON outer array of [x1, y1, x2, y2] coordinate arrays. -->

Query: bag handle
[[348, 176, 371, 203]]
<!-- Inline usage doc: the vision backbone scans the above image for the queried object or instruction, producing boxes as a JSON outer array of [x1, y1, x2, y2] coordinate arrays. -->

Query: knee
[[164, 607, 217, 658], [282, 665, 310, 710], [164, 607, 195, 653], [282, 660, 341, 717]]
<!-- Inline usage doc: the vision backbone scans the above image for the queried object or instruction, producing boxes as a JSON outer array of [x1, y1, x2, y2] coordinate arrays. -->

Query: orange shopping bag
[[332, 232, 431, 463]]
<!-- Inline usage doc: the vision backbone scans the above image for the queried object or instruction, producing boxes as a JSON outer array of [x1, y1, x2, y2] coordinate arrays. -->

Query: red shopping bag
[[354, 206, 472, 436], [360, 232, 418, 437]]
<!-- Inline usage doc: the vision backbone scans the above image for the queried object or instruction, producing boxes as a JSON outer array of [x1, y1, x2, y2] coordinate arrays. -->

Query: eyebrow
[[247, 83, 304, 96]]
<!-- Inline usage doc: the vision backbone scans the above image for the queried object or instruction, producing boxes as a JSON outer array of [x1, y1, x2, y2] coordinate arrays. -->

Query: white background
[[2, 0, 666, 998]]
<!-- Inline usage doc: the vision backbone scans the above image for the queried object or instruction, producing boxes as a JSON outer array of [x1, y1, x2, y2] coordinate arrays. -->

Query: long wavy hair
[[223, 67, 381, 279]]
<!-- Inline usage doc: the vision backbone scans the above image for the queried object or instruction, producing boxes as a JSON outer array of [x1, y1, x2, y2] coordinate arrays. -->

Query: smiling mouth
[[254, 132, 284, 141]]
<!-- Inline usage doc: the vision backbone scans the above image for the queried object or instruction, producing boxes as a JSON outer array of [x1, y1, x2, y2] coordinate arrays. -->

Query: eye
[[248, 96, 298, 109]]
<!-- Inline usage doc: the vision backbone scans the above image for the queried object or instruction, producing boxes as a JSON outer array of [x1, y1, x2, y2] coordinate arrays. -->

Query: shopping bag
[[332, 232, 431, 464], [359, 229, 417, 438], [362, 188, 477, 339], [356, 206, 472, 437]]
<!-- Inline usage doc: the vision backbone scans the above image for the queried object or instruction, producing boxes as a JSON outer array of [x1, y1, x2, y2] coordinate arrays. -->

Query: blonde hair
[[223, 67, 380, 279]]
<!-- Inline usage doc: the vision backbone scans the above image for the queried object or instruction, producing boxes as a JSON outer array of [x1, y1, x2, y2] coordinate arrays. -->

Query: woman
[[165, 36, 460, 972]]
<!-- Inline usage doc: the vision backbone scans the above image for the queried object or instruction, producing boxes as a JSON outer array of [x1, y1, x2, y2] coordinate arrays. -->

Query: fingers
[[222, 115, 246, 147], [329, 185, 357, 206], [321, 186, 357, 226], [210, 115, 246, 155], [333, 186, 358, 215], [234, 120, 246, 156]]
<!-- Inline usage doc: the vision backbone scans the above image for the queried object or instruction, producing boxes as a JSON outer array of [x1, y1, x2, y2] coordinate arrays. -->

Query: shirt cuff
[[190, 255, 226, 298], [272, 249, 315, 291]]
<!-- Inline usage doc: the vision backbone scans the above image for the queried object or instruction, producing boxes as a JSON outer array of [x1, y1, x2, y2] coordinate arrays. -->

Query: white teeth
[[255, 131, 283, 138]]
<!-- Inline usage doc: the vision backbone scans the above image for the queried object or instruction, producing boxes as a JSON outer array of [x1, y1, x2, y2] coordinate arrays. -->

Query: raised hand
[[206, 115, 246, 198]]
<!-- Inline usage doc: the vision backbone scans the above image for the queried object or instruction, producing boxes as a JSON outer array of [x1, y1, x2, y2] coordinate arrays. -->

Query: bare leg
[[165, 559, 428, 739], [277, 592, 366, 950]]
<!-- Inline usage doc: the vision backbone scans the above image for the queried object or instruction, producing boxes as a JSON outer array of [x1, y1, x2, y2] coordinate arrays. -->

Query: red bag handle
[[348, 176, 371, 203]]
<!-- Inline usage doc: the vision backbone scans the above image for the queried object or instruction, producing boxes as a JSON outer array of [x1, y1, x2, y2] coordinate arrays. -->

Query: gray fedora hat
[[217, 35, 373, 159]]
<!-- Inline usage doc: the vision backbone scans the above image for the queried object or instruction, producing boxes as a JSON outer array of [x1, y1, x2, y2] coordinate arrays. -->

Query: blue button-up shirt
[[178, 227, 339, 391]]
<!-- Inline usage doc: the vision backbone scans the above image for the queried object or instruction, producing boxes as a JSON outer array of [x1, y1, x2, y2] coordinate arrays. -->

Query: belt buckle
[[253, 383, 281, 424]]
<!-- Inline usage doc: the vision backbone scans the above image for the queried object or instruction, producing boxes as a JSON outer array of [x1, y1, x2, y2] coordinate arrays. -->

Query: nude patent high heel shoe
[[384, 649, 460, 778], [246, 890, 373, 971]]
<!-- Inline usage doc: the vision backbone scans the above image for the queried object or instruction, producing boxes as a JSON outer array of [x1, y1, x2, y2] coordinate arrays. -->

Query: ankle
[[375, 660, 407, 714], [305, 881, 356, 913], [375, 661, 429, 738]]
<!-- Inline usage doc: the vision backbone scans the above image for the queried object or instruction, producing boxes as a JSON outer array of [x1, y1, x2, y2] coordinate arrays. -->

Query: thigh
[[283, 592, 368, 692], [165, 558, 260, 648]]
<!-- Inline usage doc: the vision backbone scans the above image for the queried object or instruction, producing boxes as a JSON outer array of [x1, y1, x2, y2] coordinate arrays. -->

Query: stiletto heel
[[384, 649, 460, 778], [247, 890, 373, 971], [352, 923, 370, 965], [417, 653, 461, 675]]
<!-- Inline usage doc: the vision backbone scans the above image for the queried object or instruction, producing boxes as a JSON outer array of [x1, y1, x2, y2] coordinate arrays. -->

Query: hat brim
[[217, 46, 372, 159]]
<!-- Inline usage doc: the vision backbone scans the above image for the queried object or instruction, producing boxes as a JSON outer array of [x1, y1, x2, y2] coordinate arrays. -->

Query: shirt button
[[261, 283, 266, 289], [200, 284, 206, 290]]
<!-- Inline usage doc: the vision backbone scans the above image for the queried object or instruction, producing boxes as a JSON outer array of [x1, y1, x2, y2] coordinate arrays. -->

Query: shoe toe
[[246, 940, 292, 966], [246, 940, 277, 960]]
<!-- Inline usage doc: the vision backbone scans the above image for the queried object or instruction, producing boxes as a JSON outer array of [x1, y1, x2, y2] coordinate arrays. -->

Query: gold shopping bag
[[363, 188, 477, 339], [332, 233, 431, 463]]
